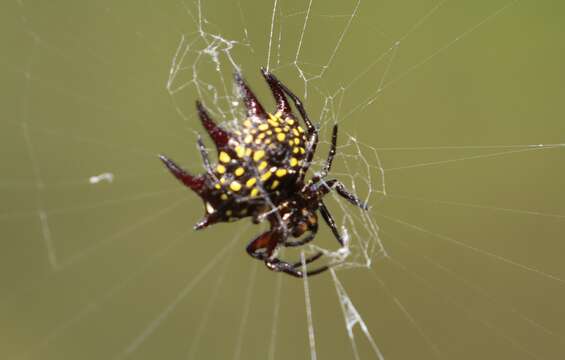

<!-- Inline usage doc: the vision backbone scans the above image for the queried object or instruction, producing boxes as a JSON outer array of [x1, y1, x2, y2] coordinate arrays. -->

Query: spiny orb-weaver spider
[[159, 68, 368, 277]]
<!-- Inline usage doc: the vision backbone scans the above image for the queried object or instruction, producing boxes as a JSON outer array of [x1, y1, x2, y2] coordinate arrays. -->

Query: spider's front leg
[[265, 255, 328, 278], [246, 230, 279, 261], [246, 228, 328, 277], [283, 222, 318, 247]]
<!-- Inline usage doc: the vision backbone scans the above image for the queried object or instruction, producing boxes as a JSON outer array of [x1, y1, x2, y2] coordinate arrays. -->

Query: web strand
[[232, 261, 259, 360], [4, 0, 564, 359], [330, 269, 385, 360], [117, 228, 243, 359], [267, 274, 283, 360], [378, 212, 565, 286], [302, 252, 318, 360]]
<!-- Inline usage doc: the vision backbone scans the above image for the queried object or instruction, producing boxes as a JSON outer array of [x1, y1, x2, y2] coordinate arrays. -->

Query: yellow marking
[[258, 123, 269, 131], [235, 145, 245, 158], [250, 129, 257, 134], [271, 180, 280, 189], [244, 134, 253, 144], [235, 131, 242, 136], [220, 177, 226, 184], [274, 127, 282, 133], [250, 188, 260, 197], [219, 151, 231, 163], [286, 118, 295, 125], [288, 139, 294, 146], [258, 161, 268, 171], [292, 147, 300, 154], [290, 157, 298, 167], [226, 210, 232, 216], [300, 147, 305, 154], [216, 164, 226, 174], [293, 128, 300, 136], [253, 150, 265, 162], [275, 168, 287, 177], [234, 167, 245, 177], [265, 139, 272, 144], [214, 183, 221, 190], [261, 171, 272, 181], [298, 126, 305, 133], [267, 130, 273, 135], [221, 194, 228, 200], [255, 138, 262, 145], [243, 119, 252, 128], [258, 133, 266, 140], [283, 126, 290, 132], [230, 181, 242, 192], [293, 137, 300, 144], [268, 118, 278, 127], [246, 177, 257, 188], [276, 133, 286, 142], [245, 148, 252, 157], [269, 113, 280, 122]]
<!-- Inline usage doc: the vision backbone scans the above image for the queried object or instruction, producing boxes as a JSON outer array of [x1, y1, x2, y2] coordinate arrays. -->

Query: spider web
[[165, 0, 386, 272], [2, 0, 565, 359]]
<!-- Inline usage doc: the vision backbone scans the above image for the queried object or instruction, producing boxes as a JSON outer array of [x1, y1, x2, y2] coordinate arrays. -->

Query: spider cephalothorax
[[160, 68, 367, 277]]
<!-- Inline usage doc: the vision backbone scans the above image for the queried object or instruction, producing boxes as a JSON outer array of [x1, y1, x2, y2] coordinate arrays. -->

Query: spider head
[[290, 206, 318, 238], [272, 196, 318, 239]]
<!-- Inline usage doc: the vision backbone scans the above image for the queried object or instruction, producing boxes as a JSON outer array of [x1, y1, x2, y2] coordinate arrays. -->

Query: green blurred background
[[1, 0, 564, 359]]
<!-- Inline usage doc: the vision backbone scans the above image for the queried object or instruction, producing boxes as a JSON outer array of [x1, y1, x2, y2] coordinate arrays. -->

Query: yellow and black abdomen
[[206, 112, 307, 220]]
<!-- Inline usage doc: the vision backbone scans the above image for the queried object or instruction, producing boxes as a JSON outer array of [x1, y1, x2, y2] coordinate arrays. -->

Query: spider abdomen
[[207, 112, 307, 213]]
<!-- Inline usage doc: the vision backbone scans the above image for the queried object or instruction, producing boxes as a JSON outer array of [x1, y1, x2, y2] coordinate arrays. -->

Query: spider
[[159, 68, 368, 277]]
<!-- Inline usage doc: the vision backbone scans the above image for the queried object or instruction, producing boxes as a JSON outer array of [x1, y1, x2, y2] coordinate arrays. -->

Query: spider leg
[[318, 201, 344, 246], [255, 224, 328, 277], [310, 124, 338, 189], [290, 251, 324, 267], [283, 222, 318, 247], [247, 230, 328, 277], [319, 124, 338, 179], [324, 179, 369, 210], [265, 257, 328, 278], [246, 230, 279, 260]]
